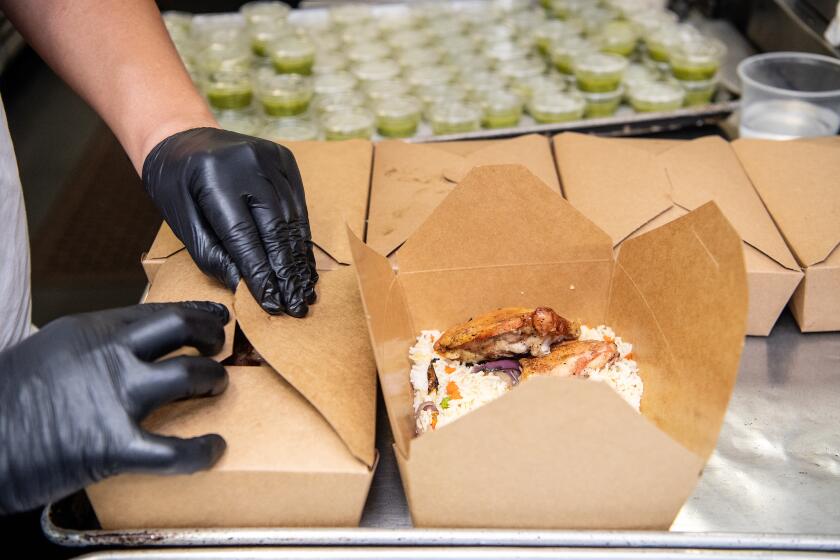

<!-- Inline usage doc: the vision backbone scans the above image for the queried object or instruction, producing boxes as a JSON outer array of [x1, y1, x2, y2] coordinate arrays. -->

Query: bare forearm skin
[[0, 0, 218, 174]]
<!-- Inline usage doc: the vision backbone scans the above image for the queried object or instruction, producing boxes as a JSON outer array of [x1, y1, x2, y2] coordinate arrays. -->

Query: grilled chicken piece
[[434, 307, 579, 362], [519, 340, 619, 381]]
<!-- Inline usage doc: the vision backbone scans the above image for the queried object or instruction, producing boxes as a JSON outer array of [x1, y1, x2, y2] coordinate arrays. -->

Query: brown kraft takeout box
[[553, 132, 803, 336], [87, 140, 378, 529], [367, 134, 560, 257], [733, 137, 840, 332], [349, 164, 748, 529], [141, 139, 373, 281]]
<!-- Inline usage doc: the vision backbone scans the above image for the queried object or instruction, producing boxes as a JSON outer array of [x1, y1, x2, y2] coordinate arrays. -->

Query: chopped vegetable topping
[[446, 381, 462, 400], [440, 396, 451, 409], [444, 365, 456, 374]]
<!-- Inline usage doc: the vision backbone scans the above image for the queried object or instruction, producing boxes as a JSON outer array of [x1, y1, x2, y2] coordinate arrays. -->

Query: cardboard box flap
[[347, 227, 417, 457], [733, 138, 840, 267], [441, 134, 561, 191], [408, 376, 704, 529], [233, 266, 377, 467], [142, 365, 368, 473], [660, 137, 800, 271], [145, 250, 235, 361], [286, 139, 372, 266], [147, 222, 186, 260], [607, 202, 747, 460], [553, 133, 673, 246], [395, 165, 614, 274], [367, 141, 474, 257], [367, 138, 560, 257]]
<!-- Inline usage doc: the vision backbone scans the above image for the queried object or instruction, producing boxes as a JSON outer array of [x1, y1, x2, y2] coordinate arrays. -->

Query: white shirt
[[0, 94, 32, 351]]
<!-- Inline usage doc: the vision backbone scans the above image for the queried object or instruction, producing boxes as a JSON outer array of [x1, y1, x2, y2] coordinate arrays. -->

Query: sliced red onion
[[414, 401, 438, 422], [472, 359, 521, 373], [492, 368, 520, 387]]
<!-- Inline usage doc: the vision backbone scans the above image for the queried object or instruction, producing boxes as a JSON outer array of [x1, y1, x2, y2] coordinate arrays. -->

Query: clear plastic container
[[535, 19, 584, 56], [269, 35, 315, 75], [678, 76, 718, 106], [311, 51, 347, 75], [259, 117, 319, 141], [364, 79, 412, 103], [549, 0, 588, 19], [374, 95, 422, 137], [197, 40, 252, 74], [329, 3, 372, 28], [622, 62, 659, 95], [426, 18, 466, 39], [669, 36, 726, 81], [249, 20, 300, 57], [258, 73, 314, 116], [205, 70, 253, 110], [737, 52, 840, 139], [416, 83, 468, 116], [240, 1, 290, 27], [628, 81, 685, 112], [592, 20, 638, 57], [215, 109, 262, 136], [485, 41, 530, 65], [627, 8, 678, 38], [346, 42, 391, 65], [312, 71, 357, 96], [643, 23, 701, 64], [527, 90, 585, 123], [507, 8, 547, 36], [387, 29, 430, 51], [398, 48, 442, 70], [581, 85, 624, 117], [352, 59, 402, 85], [579, 6, 619, 37], [377, 12, 418, 34], [310, 34, 342, 53], [340, 23, 381, 46], [448, 52, 492, 73], [475, 24, 516, 46], [322, 108, 375, 140], [549, 36, 595, 75], [479, 91, 524, 128], [407, 65, 455, 90], [573, 52, 628, 92], [498, 56, 547, 83], [162, 11, 193, 35], [462, 71, 509, 100], [440, 36, 479, 58], [313, 91, 368, 116], [510, 73, 567, 101], [428, 100, 482, 135]]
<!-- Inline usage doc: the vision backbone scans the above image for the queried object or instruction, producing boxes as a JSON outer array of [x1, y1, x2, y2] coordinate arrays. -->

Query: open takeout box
[[732, 137, 840, 333], [349, 164, 748, 529], [87, 141, 378, 529], [366, 134, 561, 258], [141, 139, 373, 281], [553, 132, 802, 336]]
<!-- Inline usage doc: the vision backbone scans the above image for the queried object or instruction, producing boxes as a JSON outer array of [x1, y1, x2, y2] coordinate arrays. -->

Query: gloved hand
[[0, 301, 230, 514], [142, 128, 318, 317]]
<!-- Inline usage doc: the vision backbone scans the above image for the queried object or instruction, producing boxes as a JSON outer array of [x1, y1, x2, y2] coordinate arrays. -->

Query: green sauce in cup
[[573, 52, 628, 93]]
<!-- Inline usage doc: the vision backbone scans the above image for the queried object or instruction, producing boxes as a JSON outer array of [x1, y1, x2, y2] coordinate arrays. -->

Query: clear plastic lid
[[240, 1, 290, 27], [407, 65, 455, 89], [528, 90, 585, 115], [510, 73, 567, 100], [670, 36, 726, 66], [258, 73, 313, 99], [549, 36, 595, 64], [498, 56, 547, 81], [346, 42, 391, 64], [629, 81, 685, 105], [623, 62, 659, 88], [341, 23, 382, 45], [426, 17, 466, 39], [491, 0, 532, 14], [579, 84, 624, 101], [535, 19, 585, 49], [475, 24, 517, 46], [416, 82, 468, 108], [311, 52, 347, 74], [374, 95, 422, 119], [479, 90, 523, 113], [197, 41, 252, 74], [162, 11, 193, 34], [398, 48, 442, 69], [428, 100, 482, 126], [485, 41, 530, 64], [353, 59, 402, 83], [310, 34, 342, 53], [573, 52, 629, 75], [592, 20, 638, 54], [462, 71, 509, 98], [269, 35, 315, 60], [322, 108, 375, 138], [365, 79, 412, 102], [644, 23, 701, 53], [215, 109, 262, 136], [377, 12, 418, 34], [259, 118, 319, 141], [329, 3, 373, 27], [387, 29, 431, 51], [313, 91, 368, 115], [627, 8, 678, 37], [548, 0, 589, 19], [313, 71, 357, 96]]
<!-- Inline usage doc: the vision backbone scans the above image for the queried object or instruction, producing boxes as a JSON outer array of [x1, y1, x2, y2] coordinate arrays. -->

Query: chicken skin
[[519, 340, 619, 381], [434, 307, 579, 362]]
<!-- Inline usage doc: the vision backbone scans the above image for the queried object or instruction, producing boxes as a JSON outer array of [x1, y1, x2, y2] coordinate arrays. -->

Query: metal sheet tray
[[43, 311, 840, 552]]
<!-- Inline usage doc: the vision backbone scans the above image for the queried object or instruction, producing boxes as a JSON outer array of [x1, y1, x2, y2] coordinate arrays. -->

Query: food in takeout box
[[350, 164, 748, 529], [409, 308, 643, 434]]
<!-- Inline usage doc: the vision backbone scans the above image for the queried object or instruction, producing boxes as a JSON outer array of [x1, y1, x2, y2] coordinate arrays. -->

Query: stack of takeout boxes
[[88, 132, 837, 530]]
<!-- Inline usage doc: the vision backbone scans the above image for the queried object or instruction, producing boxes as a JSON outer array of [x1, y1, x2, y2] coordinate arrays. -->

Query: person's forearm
[[0, 0, 218, 173]]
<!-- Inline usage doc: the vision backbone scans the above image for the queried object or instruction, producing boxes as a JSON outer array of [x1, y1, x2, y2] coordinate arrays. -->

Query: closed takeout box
[[349, 164, 748, 529], [553, 132, 803, 336], [88, 141, 378, 529], [732, 137, 840, 332], [366, 134, 561, 257]]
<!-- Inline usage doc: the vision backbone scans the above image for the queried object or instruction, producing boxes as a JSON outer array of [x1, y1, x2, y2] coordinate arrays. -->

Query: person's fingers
[[92, 301, 228, 328], [197, 193, 285, 315], [119, 304, 227, 361], [122, 433, 227, 475], [129, 356, 228, 420], [248, 191, 309, 318], [178, 215, 241, 290]]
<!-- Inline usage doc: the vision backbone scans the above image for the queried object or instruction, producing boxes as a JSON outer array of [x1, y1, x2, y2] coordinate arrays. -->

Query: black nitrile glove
[[142, 128, 318, 317], [0, 302, 230, 515]]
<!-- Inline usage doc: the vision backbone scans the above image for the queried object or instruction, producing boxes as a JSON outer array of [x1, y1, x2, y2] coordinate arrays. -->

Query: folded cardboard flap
[[607, 202, 748, 460], [144, 250, 236, 362], [732, 138, 840, 268], [402, 377, 703, 529], [146, 222, 185, 261], [87, 366, 373, 529], [234, 266, 377, 467], [367, 136, 561, 257]]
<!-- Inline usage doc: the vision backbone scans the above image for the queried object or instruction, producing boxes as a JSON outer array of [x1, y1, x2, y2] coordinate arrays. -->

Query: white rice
[[410, 324, 644, 434]]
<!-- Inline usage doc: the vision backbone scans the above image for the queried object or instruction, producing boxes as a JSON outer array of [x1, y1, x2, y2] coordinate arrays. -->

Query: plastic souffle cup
[[737, 51, 840, 139]]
